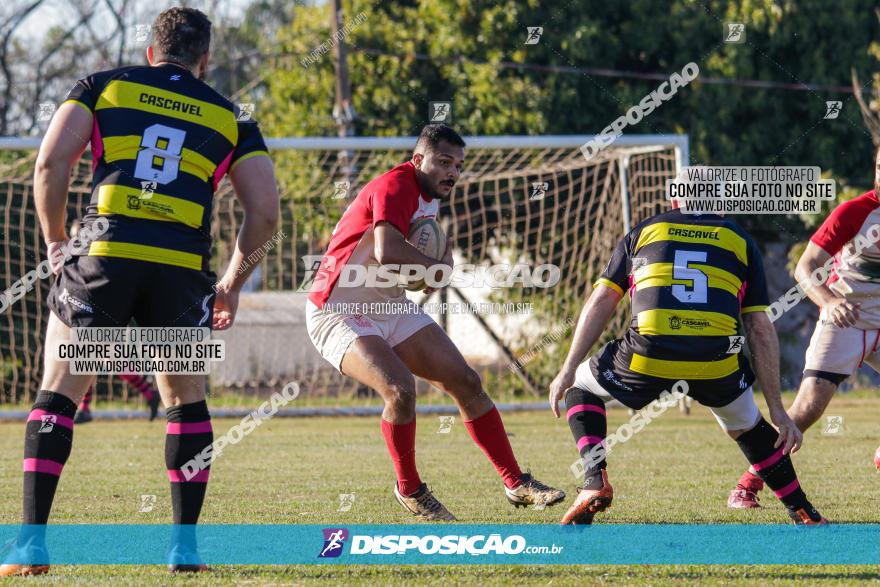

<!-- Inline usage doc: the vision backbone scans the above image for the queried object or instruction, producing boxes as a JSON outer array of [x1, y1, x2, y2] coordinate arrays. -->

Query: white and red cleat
[[727, 487, 761, 509]]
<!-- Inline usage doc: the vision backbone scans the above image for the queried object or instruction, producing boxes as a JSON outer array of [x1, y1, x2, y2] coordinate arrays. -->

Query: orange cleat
[[789, 507, 829, 525], [0, 563, 49, 577], [560, 470, 614, 525]]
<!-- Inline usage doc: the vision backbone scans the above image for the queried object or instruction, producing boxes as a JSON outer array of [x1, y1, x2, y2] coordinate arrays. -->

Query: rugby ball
[[401, 217, 446, 291]]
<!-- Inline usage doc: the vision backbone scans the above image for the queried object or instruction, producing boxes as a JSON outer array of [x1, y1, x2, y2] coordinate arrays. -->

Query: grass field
[[1, 392, 879, 585]]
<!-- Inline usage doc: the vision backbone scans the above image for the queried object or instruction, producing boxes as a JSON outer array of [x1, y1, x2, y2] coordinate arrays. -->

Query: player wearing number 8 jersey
[[1, 8, 279, 577], [548, 209, 827, 525]]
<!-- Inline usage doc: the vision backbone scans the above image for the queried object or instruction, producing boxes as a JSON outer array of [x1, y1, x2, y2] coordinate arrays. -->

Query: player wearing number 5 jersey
[[1, 8, 279, 577], [548, 209, 827, 525]]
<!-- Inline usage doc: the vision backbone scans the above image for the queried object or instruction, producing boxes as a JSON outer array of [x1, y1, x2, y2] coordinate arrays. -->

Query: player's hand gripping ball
[[401, 218, 446, 291]]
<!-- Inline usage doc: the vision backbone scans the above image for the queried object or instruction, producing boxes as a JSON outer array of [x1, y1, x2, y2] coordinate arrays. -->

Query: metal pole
[[619, 154, 632, 233]]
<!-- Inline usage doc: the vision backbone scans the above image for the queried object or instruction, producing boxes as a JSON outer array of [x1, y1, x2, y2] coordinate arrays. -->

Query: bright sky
[[14, 0, 255, 40]]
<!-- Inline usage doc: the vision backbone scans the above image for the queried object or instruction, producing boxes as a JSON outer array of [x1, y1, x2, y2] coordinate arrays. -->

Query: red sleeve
[[370, 179, 416, 234], [810, 192, 879, 256]]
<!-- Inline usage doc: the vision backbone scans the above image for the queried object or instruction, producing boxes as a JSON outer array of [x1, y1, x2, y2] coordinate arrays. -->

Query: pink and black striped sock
[[165, 400, 213, 524], [565, 387, 607, 490], [735, 417, 809, 511], [23, 391, 77, 524]]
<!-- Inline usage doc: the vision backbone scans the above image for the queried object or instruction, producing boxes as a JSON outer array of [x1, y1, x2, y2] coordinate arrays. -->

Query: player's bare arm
[[743, 311, 801, 454], [374, 222, 444, 268], [549, 284, 621, 417], [795, 241, 859, 327], [33, 102, 92, 273], [374, 221, 452, 291], [212, 155, 280, 330]]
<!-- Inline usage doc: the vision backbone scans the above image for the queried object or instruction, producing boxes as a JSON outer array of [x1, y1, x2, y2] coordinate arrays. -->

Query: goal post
[[0, 134, 688, 404]]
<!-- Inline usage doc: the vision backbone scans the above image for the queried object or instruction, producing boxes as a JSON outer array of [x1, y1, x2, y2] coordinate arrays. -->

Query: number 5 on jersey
[[672, 249, 708, 304]]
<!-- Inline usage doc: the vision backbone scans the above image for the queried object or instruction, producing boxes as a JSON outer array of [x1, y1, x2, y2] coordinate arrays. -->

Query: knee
[[383, 379, 416, 413], [565, 386, 604, 408], [444, 367, 483, 397]]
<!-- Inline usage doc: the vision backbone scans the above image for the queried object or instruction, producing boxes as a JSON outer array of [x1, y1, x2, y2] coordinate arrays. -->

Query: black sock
[[165, 401, 213, 525], [735, 418, 809, 511], [23, 392, 77, 525], [565, 387, 607, 490]]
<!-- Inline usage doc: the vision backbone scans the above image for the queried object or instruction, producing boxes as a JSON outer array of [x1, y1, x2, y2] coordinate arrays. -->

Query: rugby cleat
[[505, 473, 566, 508], [874, 446, 880, 470], [73, 409, 93, 424], [560, 470, 613, 525], [788, 506, 829, 525], [0, 563, 49, 577], [394, 483, 456, 521], [727, 487, 761, 509], [0, 542, 50, 577], [167, 545, 209, 573]]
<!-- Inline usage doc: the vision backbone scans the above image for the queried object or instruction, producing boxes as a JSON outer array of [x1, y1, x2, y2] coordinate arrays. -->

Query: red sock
[[463, 406, 522, 489], [738, 469, 764, 492], [380, 418, 421, 496], [79, 387, 93, 411]]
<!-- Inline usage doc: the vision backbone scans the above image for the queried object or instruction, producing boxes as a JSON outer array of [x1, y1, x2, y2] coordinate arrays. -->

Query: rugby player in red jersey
[[306, 123, 565, 520], [729, 180, 880, 508], [1, 7, 279, 576]]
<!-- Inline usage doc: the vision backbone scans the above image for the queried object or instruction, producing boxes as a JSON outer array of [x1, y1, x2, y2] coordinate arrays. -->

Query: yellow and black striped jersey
[[590, 209, 770, 407], [64, 63, 268, 271]]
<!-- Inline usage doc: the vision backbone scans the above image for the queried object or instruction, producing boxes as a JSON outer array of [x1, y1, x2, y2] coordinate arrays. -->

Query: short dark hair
[[151, 8, 212, 68], [415, 123, 466, 153]]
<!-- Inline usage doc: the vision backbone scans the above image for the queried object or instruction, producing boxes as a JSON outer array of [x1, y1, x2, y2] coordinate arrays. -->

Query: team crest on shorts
[[349, 314, 372, 329]]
